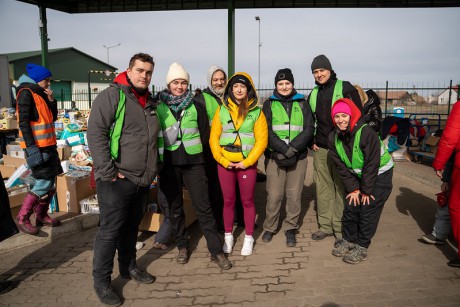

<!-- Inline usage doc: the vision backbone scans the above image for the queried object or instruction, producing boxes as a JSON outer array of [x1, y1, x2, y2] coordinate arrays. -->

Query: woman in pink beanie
[[327, 98, 394, 264]]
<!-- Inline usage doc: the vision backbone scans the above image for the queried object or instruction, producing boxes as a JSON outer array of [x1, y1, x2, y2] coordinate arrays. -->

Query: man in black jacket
[[307, 55, 362, 244], [87, 53, 160, 306]]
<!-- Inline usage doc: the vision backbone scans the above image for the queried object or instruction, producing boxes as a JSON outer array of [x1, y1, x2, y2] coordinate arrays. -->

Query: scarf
[[158, 89, 194, 113]]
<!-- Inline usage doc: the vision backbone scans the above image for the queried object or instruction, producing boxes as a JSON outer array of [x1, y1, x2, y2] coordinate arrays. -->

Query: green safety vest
[[109, 89, 126, 160], [270, 100, 303, 149], [156, 102, 203, 162], [203, 92, 220, 125], [335, 125, 394, 178], [309, 80, 343, 113], [219, 106, 261, 158]]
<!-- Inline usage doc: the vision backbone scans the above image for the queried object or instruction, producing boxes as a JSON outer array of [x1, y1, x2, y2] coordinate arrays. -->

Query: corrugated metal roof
[[16, 0, 460, 14]]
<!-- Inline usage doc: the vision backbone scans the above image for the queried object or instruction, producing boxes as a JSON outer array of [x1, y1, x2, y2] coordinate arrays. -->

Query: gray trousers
[[313, 147, 345, 237], [263, 157, 308, 233]]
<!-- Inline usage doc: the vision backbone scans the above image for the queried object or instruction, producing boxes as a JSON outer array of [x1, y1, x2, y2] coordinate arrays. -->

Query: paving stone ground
[[1, 156, 459, 306]]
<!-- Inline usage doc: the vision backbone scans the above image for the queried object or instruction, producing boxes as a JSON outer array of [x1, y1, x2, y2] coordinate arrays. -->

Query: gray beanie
[[311, 54, 332, 72]]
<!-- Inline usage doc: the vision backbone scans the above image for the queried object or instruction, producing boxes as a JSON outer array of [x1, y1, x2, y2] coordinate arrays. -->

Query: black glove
[[285, 147, 298, 159], [275, 153, 286, 160], [25, 145, 44, 168]]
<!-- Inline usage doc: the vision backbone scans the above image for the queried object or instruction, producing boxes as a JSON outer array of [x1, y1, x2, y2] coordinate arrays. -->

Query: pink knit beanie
[[332, 101, 351, 117]]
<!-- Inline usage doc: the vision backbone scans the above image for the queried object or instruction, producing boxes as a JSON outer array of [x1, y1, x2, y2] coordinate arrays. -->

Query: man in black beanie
[[307, 54, 362, 251]]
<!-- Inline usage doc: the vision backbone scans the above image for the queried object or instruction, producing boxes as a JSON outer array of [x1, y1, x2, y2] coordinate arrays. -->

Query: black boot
[[94, 285, 122, 306]]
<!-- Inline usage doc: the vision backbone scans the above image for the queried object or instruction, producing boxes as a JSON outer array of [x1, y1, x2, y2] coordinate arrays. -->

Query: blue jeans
[[432, 205, 451, 240]]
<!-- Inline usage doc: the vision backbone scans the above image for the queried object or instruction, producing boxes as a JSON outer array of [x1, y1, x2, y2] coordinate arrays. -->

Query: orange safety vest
[[16, 88, 56, 149]]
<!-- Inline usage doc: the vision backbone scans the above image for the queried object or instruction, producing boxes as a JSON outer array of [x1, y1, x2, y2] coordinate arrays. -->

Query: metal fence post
[[447, 80, 453, 115], [60, 88, 64, 109], [384, 81, 389, 116]]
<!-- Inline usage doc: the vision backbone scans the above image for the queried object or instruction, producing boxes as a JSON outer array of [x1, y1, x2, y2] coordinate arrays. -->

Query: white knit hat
[[166, 62, 189, 85]]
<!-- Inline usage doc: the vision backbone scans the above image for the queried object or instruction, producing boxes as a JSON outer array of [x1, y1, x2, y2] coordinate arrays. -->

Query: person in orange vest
[[15, 64, 63, 235]]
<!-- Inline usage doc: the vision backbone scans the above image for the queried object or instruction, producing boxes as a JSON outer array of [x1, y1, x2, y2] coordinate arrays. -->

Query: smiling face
[[127, 59, 153, 90], [334, 113, 350, 131], [169, 79, 188, 96], [232, 83, 248, 104], [211, 70, 226, 94], [312, 68, 331, 85], [276, 80, 293, 96]]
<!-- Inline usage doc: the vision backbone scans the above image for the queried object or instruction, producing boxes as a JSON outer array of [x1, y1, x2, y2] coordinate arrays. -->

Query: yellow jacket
[[209, 72, 268, 168]]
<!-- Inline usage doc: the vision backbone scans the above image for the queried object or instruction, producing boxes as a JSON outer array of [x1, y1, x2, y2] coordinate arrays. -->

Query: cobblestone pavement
[[1, 157, 459, 306]]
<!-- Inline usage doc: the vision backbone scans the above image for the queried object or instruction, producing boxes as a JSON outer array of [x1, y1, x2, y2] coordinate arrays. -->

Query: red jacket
[[433, 101, 460, 170]]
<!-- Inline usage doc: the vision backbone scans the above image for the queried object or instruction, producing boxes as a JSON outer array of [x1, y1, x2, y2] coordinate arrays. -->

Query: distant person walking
[[209, 72, 268, 256], [88, 53, 159, 305], [328, 98, 393, 264], [261, 68, 314, 247], [307, 55, 362, 244], [432, 100, 460, 268], [15, 64, 63, 235]]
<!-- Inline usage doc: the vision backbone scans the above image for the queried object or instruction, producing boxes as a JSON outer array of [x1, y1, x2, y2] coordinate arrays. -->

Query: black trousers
[[92, 178, 149, 288], [159, 164, 222, 256], [342, 169, 393, 248], [204, 159, 224, 228]]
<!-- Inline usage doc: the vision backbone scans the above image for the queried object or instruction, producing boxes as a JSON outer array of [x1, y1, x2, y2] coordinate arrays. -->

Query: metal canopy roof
[[17, 0, 460, 13]]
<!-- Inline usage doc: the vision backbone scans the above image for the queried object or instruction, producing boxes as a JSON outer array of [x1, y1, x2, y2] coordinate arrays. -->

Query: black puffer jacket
[[307, 74, 362, 149], [16, 78, 62, 179], [363, 89, 382, 133]]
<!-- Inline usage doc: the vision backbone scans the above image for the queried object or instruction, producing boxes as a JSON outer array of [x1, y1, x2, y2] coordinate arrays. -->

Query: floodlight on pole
[[103, 43, 121, 64], [255, 16, 261, 91]]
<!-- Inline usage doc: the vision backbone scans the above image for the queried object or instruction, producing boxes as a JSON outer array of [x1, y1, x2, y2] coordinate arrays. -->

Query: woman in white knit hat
[[154, 62, 232, 270]]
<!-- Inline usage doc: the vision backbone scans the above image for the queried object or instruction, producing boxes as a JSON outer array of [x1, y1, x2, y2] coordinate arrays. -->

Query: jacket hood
[[113, 71, 130, 86], [18, 74, 36, 85], [223, 72, 258, 110], [331, 98, 362, 133], [207, 64, 226, 89]]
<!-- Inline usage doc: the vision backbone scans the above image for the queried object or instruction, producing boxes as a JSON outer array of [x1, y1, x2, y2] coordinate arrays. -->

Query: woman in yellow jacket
[[210, 72, 268, 256]]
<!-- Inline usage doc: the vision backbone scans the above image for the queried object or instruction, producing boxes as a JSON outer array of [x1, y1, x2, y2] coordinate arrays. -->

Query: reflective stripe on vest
[[270, 100, 303, 148], [16, 88, 56, 149], [335, 125, 394, 178], [203, 92, 220, 126], [156, 102, 202, 158], [309, 80, 343, 113], [218, 106, 261, 157]]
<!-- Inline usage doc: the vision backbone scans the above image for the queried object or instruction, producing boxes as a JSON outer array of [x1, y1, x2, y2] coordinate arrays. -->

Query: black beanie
[[274, 68, 294, 85], [311, 54, 332, 72], [230, 75, 252, 92]]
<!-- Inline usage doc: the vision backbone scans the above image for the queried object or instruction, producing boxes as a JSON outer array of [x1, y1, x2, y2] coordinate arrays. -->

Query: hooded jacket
[[363, 89, 382, 133], [16, 74, 62, 179], [209, 72, 268, 168], [327, 98, 382, 195], [87, 71, 160, 186], [194, 65, 226, 117], [307, 74, 362, 149], [262, 89, 314, 161]]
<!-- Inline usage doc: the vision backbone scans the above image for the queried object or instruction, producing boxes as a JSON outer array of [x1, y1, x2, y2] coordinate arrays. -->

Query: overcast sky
[[1, 1, 459, 90]]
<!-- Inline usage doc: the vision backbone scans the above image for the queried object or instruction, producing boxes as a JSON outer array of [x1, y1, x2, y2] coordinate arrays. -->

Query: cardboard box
[[56, 170, 94, 213], [6, 144, 25, 159], [2, 154, 26, 168], [0, 164, 17, 178], [57, 146, 72, 160], [8, 190, 28, 208], [0, 118, 18, 130], [425, 136, 440, 154], [138, 188, 196, 232]]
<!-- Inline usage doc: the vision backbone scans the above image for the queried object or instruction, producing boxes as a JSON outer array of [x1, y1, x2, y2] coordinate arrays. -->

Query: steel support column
[[227, 0, 235, 77]]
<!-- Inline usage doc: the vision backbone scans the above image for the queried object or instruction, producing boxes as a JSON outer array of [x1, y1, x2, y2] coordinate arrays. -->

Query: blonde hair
[[353, 84, 368, 105]]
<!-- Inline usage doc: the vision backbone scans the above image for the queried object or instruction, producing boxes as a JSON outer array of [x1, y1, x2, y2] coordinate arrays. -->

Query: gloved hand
[[275, 153, 286, 160], [285, 146, 298, 159], [25, 145, 44, 168]]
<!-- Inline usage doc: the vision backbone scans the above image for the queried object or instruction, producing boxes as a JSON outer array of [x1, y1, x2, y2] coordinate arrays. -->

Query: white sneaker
[[223, 233, 234, 253], [241, 235, 254, 256]]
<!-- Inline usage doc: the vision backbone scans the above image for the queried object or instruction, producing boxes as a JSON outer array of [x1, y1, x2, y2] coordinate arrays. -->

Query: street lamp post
[[103, 43, 121, 64], [255, 16, 261, 91]]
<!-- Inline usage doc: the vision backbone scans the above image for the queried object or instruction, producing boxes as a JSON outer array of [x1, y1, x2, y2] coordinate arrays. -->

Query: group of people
[[1, 52, 458, 305]]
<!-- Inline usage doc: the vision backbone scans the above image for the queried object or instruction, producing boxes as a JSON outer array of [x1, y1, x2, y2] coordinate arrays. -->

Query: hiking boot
[[332, 239, 354, 257], [421, 233, 446, 245], [223, 233, 234, 254], [343, 245, 368, 264], [211, 253, 232, 270], [241, 235, 254, 256], [285, 230, 296, 247], [94, 285, 122, 306], [121, 267, 155, 284], [311, 230, 333, 241], [447, 258, 460, 268], [262, 231, 274, 243], [177, 248, 189, 264]]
